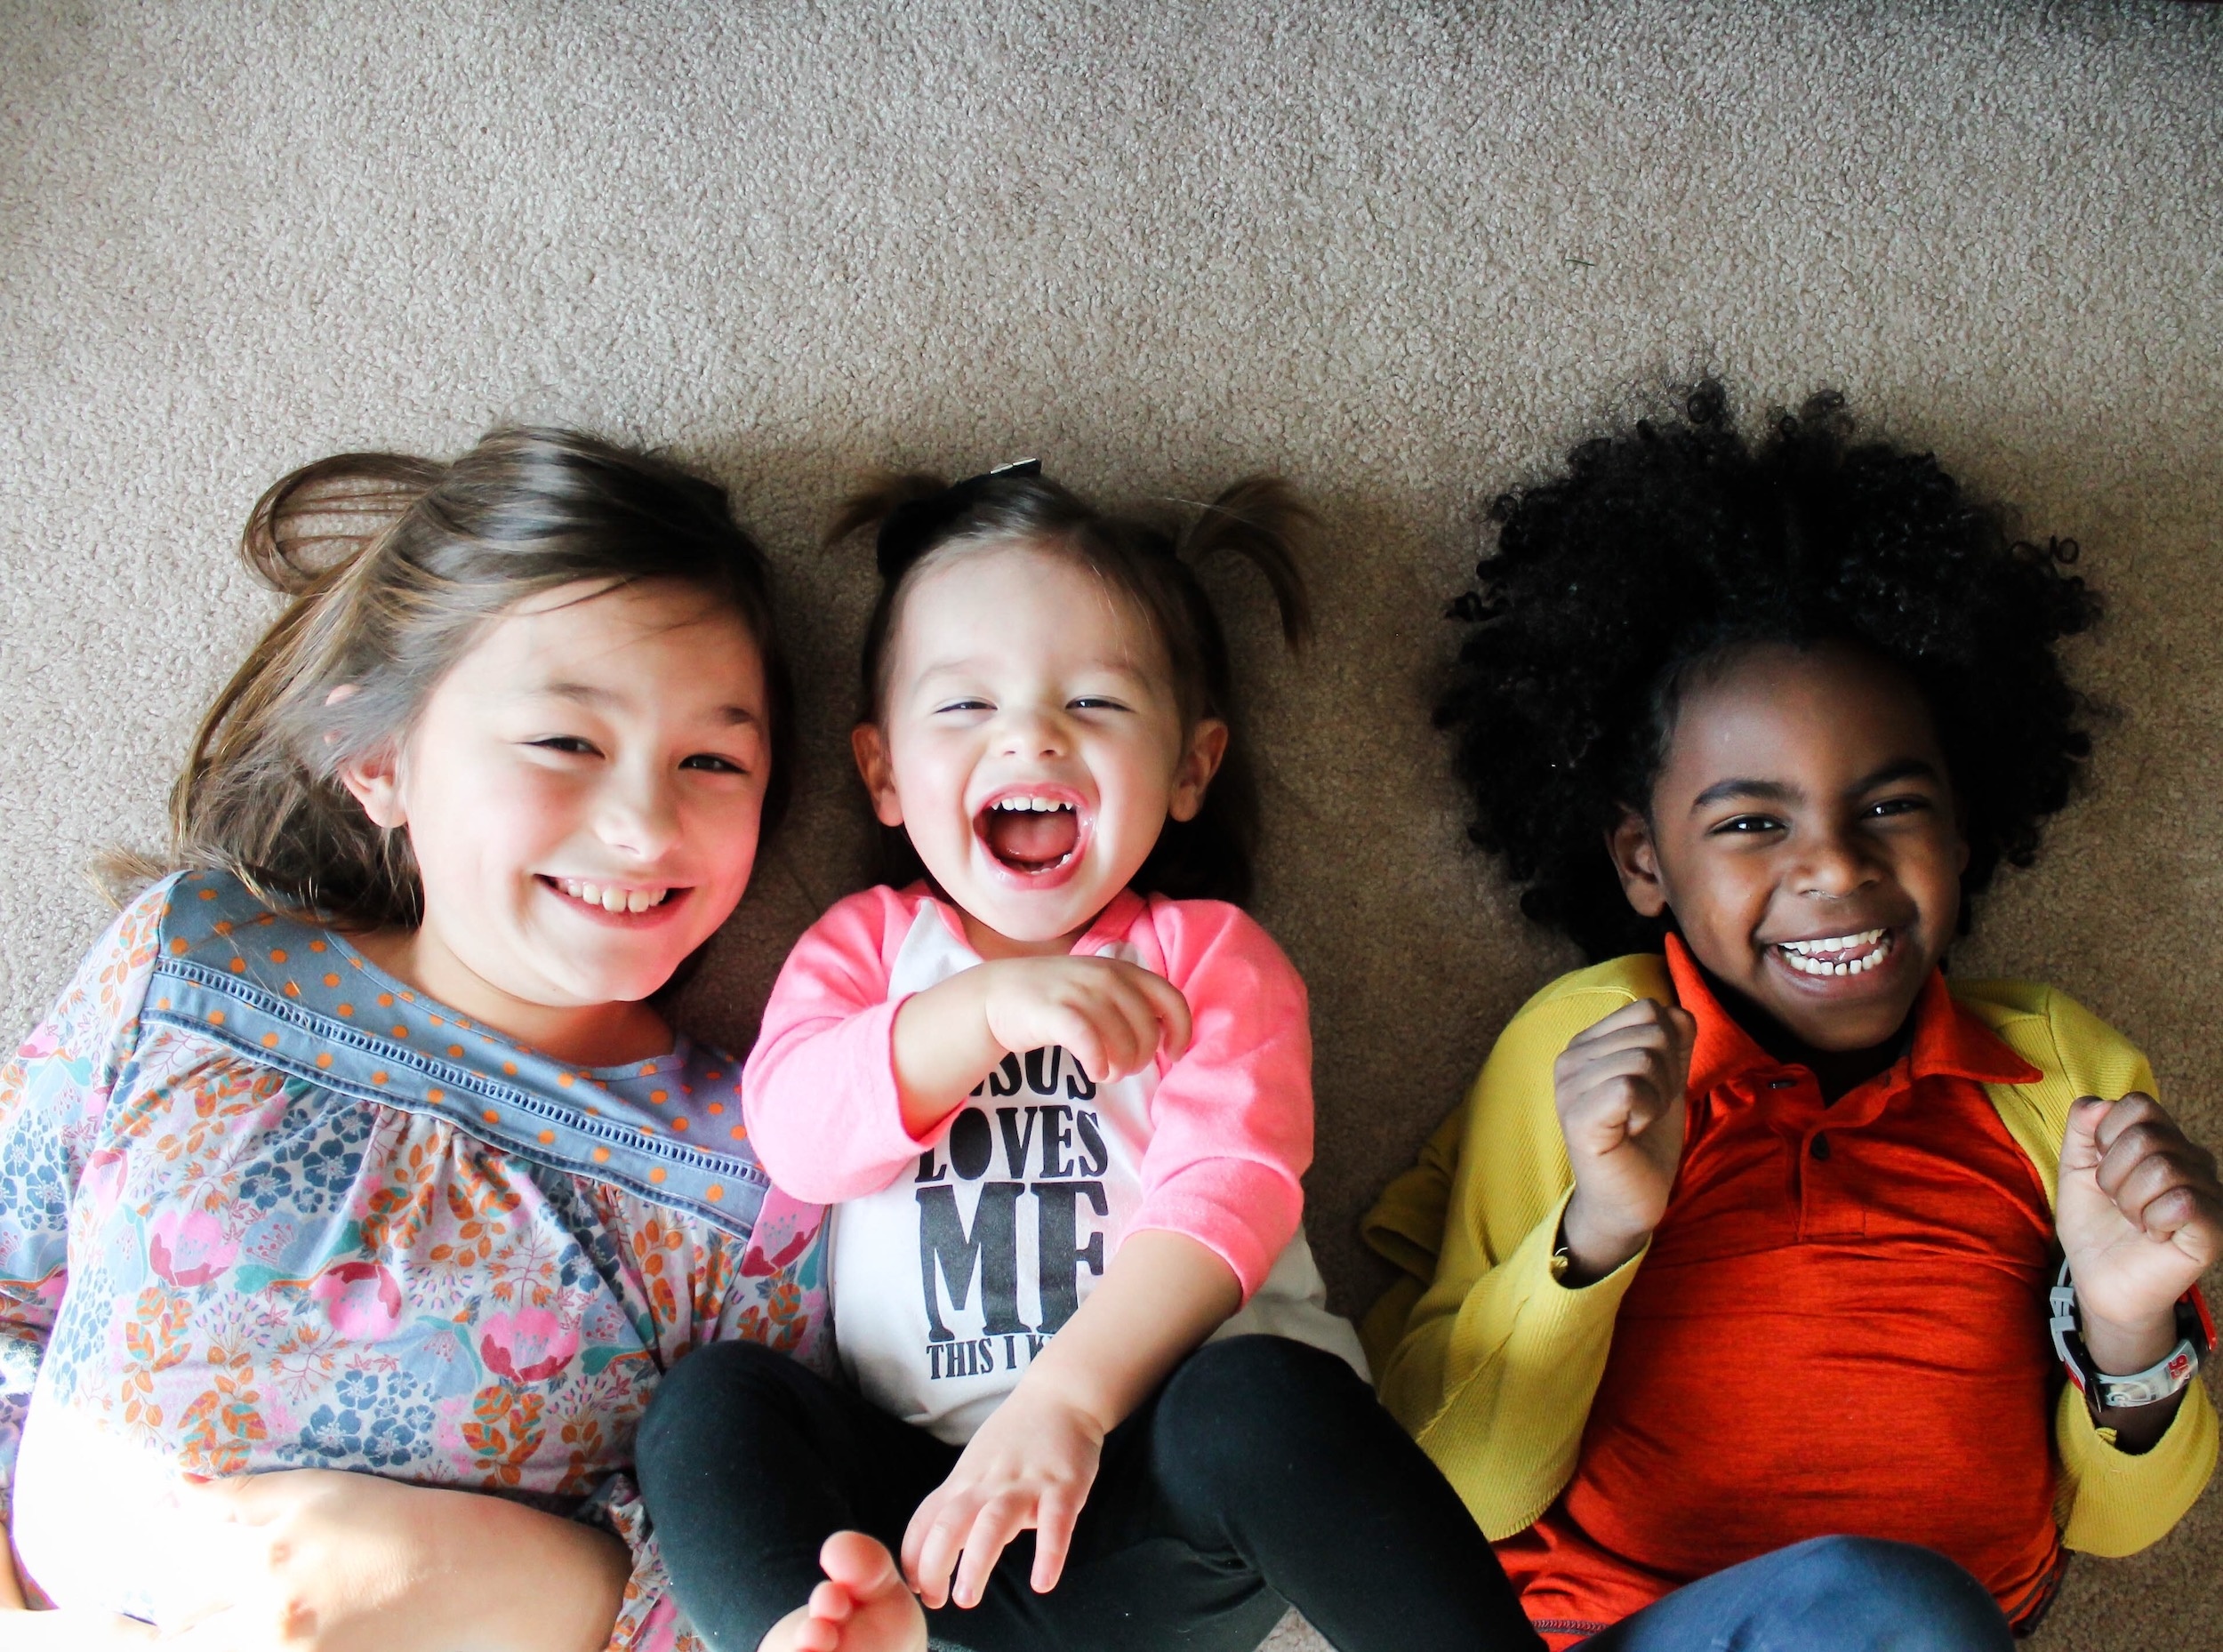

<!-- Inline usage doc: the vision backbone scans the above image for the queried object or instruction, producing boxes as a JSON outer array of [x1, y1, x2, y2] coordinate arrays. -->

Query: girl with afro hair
[[1361, 386, 2222, 1650]]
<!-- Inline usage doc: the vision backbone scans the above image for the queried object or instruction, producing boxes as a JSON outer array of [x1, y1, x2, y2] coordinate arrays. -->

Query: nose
[[596, 759, 683, 862], [998, 703, 1069, 761], [1794, 820, 1882, 901]]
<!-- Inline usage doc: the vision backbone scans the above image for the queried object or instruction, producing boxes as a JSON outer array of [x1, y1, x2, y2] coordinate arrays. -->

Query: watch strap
[[2050, 1257, 2214, 1414]]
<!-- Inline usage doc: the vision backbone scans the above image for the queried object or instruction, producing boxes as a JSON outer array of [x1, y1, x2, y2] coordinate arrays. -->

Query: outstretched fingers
[[902, 1488, 970, 1611], [1028, 1485, 1084, 1594], [949, 1492, 1032, 1609]]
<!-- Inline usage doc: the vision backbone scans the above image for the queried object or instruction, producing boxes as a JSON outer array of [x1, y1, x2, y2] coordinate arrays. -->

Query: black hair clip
[[875, 459, 1043, 580]]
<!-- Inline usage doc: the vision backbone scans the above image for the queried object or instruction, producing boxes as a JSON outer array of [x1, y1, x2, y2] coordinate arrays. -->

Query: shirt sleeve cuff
[[1451, 1185, 1645, 1363], [1125, 1160, 1304, 1302], [2055, 1374, 2219, 1556]]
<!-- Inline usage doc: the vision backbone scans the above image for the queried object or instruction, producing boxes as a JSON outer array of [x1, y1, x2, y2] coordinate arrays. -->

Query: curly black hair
[[1438, 383, 2101, 962]]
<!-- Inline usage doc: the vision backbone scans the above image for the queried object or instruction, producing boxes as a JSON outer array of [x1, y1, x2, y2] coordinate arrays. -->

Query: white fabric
[[831, 903, 1363, 1444]]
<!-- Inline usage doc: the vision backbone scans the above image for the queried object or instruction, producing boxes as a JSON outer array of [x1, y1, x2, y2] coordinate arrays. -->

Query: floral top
[[0, 872, 827, 1648]]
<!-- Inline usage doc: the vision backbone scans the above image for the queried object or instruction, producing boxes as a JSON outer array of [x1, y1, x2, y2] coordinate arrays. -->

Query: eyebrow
[[1687, 758, 1943, 814], [1850, 757, 1942, 791], [530, 682, 758, 726], [1689, 777, 1798, 813], [537, 681, 620, 708], [910, 656, 1151, 686]]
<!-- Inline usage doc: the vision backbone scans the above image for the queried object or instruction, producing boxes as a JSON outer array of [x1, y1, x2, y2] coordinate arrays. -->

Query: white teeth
[[1780, 929, 1886, 957], [989, 796, 1073, 814], [558, 878, 670, 913], [1779, 930, 1895, 977]]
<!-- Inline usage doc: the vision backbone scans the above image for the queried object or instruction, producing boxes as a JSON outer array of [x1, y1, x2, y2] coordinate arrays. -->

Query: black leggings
[[636, 1334, 1544, 1652]]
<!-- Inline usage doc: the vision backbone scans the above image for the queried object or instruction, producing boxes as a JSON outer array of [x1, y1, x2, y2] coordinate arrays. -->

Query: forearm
[[891, 971, 1007, 1137], [744, 998, 932, 1203], [1380, 1191, 1635, 1538], [434, 1492, 630, 1652], [1021, 1230, 1241, 1432]]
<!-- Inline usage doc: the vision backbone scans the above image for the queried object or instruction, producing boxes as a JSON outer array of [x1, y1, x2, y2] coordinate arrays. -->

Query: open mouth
[[1774, 927, 1896, 978], [976, 792, 1084, 877], [541, 876, 685, 917]]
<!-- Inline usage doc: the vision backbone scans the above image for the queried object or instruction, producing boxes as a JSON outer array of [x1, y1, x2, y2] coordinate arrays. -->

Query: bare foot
[[757, 1532, 927, 1652]]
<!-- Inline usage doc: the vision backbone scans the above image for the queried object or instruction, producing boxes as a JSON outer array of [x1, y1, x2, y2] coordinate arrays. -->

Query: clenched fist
[[1553, 998, 1697, 1283], [2058, 1094, 2223, 1379]]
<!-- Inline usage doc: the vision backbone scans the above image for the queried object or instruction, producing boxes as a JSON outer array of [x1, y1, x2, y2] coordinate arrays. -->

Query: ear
[[1168, 718, 1230, 823], [336, 741, 408, 831], [850, 723, 906, 829], [1606, 806, 1671, 918]]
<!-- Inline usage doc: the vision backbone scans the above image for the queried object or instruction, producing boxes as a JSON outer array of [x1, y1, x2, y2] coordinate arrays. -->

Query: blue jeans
[[1577, 1536, 2016, 1651]]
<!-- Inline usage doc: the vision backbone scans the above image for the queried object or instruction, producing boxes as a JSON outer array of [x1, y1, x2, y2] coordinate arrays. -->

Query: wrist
[[1558, 1192, 1651, 1286], [2076, 1305, 2180, 1378], [894, 971, 1004, 1135], [1008, 1351, 1120, 1439]]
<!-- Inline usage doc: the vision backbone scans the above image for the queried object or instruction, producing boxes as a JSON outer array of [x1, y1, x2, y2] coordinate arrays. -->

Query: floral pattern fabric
[[0, 873, 827, 1649]]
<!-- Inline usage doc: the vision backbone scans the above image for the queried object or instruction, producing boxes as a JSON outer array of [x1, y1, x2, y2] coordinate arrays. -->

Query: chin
[[560, 953, 690, 1007], [975, 901, 1090, 946], [1765, 987, 1922, 1050]]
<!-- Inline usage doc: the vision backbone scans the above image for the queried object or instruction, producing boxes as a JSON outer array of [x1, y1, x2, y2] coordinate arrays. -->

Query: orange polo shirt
[[1497, 937, 2060, 1645]]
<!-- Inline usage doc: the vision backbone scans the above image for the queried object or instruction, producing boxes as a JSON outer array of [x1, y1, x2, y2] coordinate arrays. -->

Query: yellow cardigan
[[1361, 956, 2218, 1555]]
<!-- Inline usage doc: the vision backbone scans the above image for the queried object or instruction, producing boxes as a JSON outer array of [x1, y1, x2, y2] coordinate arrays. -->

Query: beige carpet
[[4, 2, 2220, 1644]]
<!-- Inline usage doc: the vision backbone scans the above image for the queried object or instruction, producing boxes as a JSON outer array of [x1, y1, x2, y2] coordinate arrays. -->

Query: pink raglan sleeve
[[740, 886, 939, 1203], [1122, 899, 1311, 1301]]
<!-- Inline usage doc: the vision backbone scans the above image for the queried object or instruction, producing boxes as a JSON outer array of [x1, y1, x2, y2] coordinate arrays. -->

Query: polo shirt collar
[[1665, 932, 2040, 1098]]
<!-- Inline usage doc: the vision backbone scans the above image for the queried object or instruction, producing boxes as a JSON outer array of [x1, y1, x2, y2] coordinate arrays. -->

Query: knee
[[1768, 1536, 2013, 1650], [638, 1338, 807, 1464], [1152, 1335, 1370, 1488]]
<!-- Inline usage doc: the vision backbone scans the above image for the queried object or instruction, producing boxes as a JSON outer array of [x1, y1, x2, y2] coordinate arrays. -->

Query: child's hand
[[978, 957, 1192, 1085], [156, 1469, 627, 1652], [2058, 1095, 2223, 1375], [894, 956, 1192, 1136], [901, 1374, 1108, 1612], [1553, 998, 1697, 1282]]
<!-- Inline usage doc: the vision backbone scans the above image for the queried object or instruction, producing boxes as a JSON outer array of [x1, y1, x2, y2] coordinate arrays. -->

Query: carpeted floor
[[4, 2, 2220, 1645]]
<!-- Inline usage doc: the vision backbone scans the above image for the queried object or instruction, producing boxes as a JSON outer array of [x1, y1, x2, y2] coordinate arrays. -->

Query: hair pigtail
[[1176, 477, 1315, 649]]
